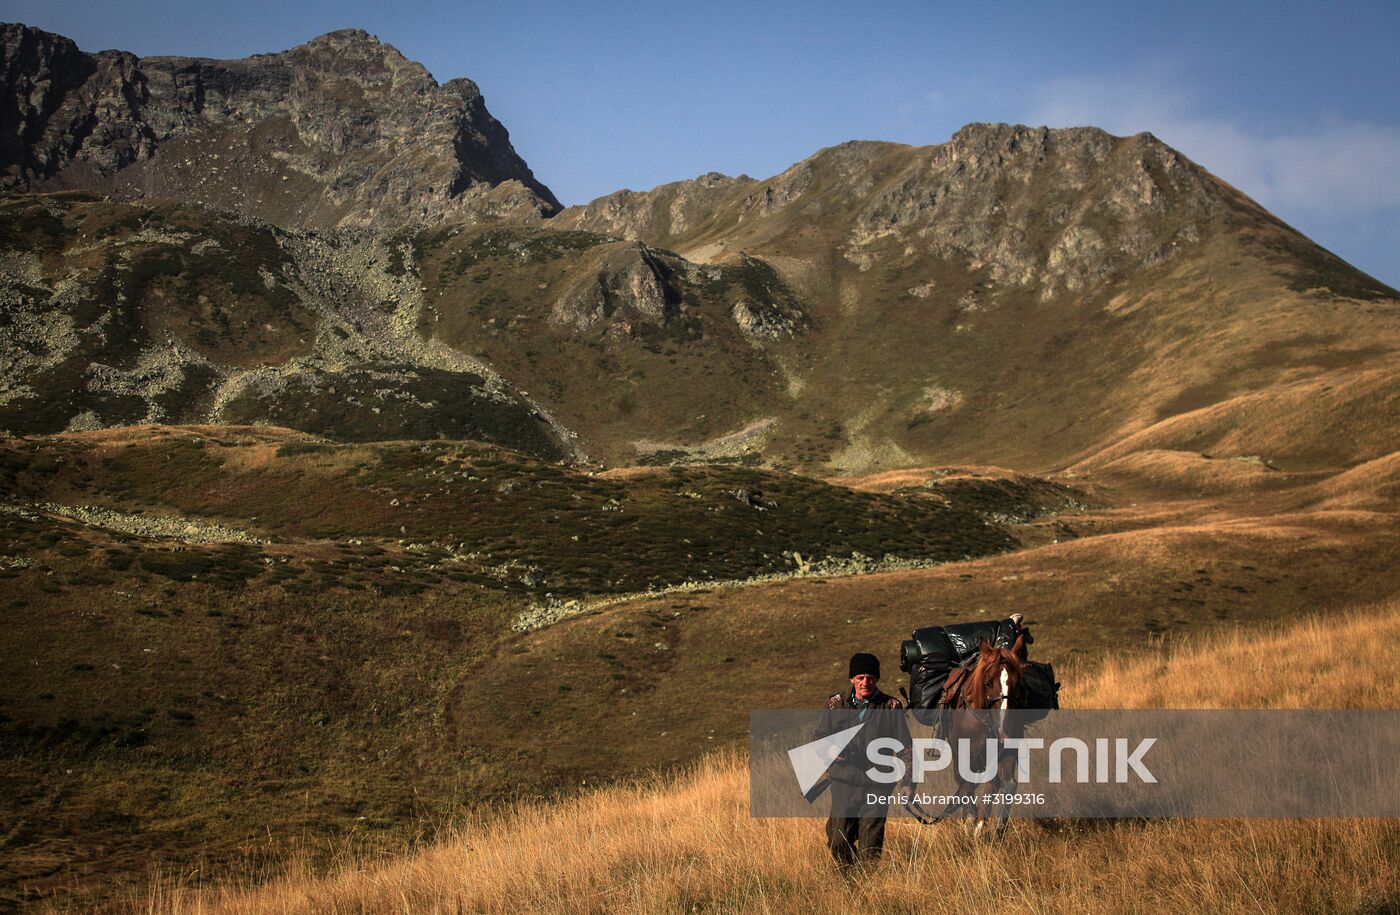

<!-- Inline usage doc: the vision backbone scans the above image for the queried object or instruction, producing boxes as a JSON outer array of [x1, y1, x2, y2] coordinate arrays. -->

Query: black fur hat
[[848, 652, 880, 679]]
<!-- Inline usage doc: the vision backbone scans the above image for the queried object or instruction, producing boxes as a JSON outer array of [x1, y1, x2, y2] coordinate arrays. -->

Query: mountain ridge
[[0, 22, 560, 227], [3, 24, 1400, 910], [1, 23, 1396, 477]]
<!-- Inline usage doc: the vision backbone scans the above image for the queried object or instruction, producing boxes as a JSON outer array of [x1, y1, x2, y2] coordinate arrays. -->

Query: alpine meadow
[[0, 18, 1397, 913]]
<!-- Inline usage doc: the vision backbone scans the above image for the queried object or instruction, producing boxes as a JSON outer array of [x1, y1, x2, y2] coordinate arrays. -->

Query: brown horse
[[908, 631, 1027, 836]]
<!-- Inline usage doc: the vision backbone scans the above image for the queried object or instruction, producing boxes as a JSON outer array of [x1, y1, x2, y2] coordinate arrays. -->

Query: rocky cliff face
[[556, 125, 1228, 300], [0, 24, 560, 227], [554, 171, 755, 248]]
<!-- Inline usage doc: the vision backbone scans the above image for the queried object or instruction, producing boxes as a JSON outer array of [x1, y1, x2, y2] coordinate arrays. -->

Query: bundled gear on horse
[[899, 613, 1060, 724]]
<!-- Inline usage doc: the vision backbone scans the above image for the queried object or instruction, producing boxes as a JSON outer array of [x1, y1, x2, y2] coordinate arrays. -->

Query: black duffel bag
[[901, 628, 954, 723], [905, 655, 954, 714], [1019, 659, 1061, 721], [943, 619, 1015, 657], [901, 618, 1020, 720]]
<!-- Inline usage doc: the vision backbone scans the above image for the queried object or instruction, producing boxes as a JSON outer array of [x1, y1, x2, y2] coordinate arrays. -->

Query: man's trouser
[[825, 780, 888, 866]]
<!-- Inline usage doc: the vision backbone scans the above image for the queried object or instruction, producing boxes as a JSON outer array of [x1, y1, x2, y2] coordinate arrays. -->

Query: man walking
[[814, 651, 911, 868]]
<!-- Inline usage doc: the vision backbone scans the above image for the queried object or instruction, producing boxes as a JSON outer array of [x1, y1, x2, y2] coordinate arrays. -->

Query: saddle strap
[[940, 665, 972, 708]]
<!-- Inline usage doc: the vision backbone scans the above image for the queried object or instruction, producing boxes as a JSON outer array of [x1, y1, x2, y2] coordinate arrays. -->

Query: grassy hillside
[[0, 425, 1049, 909], [0, 426, 1023, 598], [454, 449, 1400, 790], [129, 600, 1400, 914], [411, 225, 807, 464], [6, 426, 1400, 909], [0, 194, 570, 457]]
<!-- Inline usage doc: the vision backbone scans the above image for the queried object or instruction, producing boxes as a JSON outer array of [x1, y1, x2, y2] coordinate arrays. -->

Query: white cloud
[[1028, 74, 1400, 220]]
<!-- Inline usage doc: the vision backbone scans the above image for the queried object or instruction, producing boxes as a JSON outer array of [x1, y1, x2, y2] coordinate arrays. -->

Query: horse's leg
[[931, 717, 970, 825], [994, 752, 1016, 838], [948, 708, 988, 834], [958, 764, 983, 834], [945, 771, 976, 833], [956, 756, 983, 834], [971, 770, 990, 837], [971, 730, 1003, 838], [979, 765, 1009, 839], [933, 769, 970, 824], [993, 717, 1028, 839], [973, 783, 993, 838]]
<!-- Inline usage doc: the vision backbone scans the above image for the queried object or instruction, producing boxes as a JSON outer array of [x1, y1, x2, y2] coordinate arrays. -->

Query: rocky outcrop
[[555, 171, 753, 246], [0, 23, 560, 227], [549, 243, 678, 331], [29, 502, 269, 544], [841, 124, 1222, 299]]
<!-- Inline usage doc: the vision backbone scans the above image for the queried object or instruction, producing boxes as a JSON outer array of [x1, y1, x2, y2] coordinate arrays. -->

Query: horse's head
[[971, 638, 1024, 710]]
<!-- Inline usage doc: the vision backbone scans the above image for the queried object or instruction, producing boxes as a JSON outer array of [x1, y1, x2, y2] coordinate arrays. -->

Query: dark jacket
[[814, 687, 912, 785]]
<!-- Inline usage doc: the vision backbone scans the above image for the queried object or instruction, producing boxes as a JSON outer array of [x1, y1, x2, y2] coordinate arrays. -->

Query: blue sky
[[8, 0, 1399, 288]]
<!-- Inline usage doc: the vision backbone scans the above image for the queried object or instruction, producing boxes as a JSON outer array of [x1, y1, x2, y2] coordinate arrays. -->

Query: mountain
[[0, 23, 560, 226], [553, 126, 1400, 472], [2, 111, 1395, 472], [3, 23, 1400, 911]]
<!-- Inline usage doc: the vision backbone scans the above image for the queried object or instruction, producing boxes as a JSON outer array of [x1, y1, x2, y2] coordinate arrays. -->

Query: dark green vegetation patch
[[136, 544, 265, 586], [0, 433, 1020, 597], [221, 363, 570, 459], [0, 197, 587, 459], [0, 196, 317, 434]]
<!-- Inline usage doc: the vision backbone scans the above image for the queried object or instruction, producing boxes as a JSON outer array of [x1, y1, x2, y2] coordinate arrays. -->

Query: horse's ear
[[1012, 631, 1026, 656]]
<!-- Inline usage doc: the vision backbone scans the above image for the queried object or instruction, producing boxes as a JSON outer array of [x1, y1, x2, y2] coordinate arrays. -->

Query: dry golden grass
[[1076, 362, 1400, 476], [1072, 600, 1400, 709], [125, 601, 1400, 914], [826, 466, 1023, 493]]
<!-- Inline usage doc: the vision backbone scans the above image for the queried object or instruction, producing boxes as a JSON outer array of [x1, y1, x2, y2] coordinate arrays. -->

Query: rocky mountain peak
[[307, 27, 379, 44], [949, 120, 1104, 147], [0, 22, 560, 227], [556, 122, 1235, 297], [280, 28, 432, 90]]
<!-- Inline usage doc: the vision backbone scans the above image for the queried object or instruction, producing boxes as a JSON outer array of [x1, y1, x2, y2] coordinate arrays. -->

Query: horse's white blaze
[[1000, 669, 1010, 711]]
